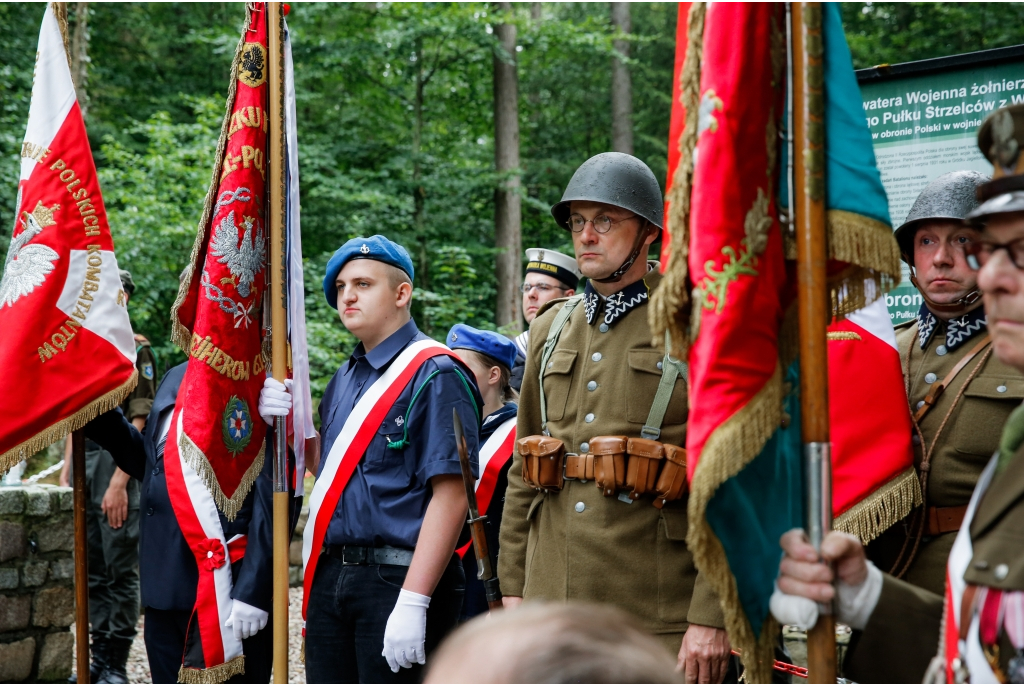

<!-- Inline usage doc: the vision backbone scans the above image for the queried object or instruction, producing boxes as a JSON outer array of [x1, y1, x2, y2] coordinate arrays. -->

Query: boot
[[97, 638, 131, 685], [68, 637, 107, 684]]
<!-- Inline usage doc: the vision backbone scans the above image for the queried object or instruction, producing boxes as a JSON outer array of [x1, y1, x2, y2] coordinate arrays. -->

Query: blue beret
[[446, 324, 518, 372], [323, 235, 415, 309]]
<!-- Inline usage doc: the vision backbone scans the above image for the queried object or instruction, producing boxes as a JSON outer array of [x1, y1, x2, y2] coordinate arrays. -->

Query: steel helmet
[[894, 170, 989, 265], [551, 152, 664, 231]]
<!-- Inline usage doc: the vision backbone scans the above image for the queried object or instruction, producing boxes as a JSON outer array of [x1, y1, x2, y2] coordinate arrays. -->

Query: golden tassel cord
[[833, 466, 922, 544], [0, 370, 138, 477], [177, 655, 245, 684], [648, 2, 705, 358], [169, 14, 248, 353], [177, 429, 265, 522]]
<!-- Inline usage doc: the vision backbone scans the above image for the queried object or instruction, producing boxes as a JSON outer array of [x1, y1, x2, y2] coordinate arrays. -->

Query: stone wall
[[0, 485, 75, 683]]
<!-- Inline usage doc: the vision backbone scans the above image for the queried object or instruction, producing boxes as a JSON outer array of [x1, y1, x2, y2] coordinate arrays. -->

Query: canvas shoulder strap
[[641, 331, 689, 440]]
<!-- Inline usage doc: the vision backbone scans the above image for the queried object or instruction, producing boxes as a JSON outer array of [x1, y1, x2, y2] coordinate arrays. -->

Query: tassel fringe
[[178, 427, 265, 521], [649, 2, 705, 358], [833, 466, 922, 544], [178, 655, 246, 684], [0, 370, 138, 478], [826, 210, 901, 320]]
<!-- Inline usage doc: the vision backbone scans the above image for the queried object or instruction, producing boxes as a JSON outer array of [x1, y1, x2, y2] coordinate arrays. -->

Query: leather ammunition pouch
[[518, 435, 565, 491], [653, 444, 688, 508], [624, 437, 664, 501], [590, 436, 628, 496]]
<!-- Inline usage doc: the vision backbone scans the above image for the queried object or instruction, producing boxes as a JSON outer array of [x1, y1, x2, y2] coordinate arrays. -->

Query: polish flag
[[0, 5, 136, 475], [829, 294, 919, 541]]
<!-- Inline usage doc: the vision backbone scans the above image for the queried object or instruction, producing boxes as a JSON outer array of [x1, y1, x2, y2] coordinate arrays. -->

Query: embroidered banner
[[168, 3, 270, 520], [0, 4, 136, 475]]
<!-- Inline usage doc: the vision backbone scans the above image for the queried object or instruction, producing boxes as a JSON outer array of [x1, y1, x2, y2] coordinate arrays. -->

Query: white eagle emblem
[[209, 210, 266, 298], [0, 198, 60, 310]]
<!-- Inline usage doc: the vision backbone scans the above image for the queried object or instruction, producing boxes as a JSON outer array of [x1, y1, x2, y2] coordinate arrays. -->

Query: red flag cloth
[[829, 296, 919, 539], [168, 6, 270, 518], [659, 2, 691, 267], [0, 5, 136, 474]]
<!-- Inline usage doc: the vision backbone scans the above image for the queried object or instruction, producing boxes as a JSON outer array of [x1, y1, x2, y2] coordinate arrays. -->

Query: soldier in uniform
[[770, 104, 1024, 684], [63, 269, 156, 684], [500, 153, 730, 683], [867, 172, 1024, 598], [510, 248, 580, 391]]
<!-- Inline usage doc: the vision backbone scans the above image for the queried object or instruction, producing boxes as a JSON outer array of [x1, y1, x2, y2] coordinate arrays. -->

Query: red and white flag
[[0, 5, 136, 476], [829, 293, 920, 541]]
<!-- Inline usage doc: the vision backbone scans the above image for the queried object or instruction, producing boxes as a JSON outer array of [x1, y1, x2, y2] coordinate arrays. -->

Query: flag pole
[[791, 3, 837, 683], [267, 3, 289, 683], [72, 430, 90, 684]]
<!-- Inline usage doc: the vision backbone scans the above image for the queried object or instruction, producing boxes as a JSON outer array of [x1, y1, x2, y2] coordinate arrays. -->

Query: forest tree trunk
[[493, 2, 522, 329], [412, 36, 429, 288], [71, 2, 89, 116], [610, 2, 632, 154]]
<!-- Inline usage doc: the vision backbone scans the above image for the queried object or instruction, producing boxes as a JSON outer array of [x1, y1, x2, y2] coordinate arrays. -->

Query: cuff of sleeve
[[418, 460, 465, 484], [836, 560, 883, 631], [685, 571, 725, 629]]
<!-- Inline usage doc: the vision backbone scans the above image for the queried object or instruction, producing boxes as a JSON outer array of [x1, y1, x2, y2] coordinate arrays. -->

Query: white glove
[[258, 377, 292, 426], [224, 599, 269, 641], [382, 589, 430, 672], [769, 559, 884, 631]]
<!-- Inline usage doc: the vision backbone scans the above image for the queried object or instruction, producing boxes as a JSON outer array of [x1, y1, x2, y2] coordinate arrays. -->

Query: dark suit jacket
[[86, 362, 300, 613]]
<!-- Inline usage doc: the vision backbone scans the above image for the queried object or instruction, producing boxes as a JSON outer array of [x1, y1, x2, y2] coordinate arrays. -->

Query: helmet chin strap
[[909, 272, 982, 315], [595, 223, 656, 284]]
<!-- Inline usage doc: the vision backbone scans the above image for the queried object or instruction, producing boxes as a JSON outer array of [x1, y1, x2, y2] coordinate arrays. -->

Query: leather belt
[[563, 453, 593, 481], [925, 505, 968, 536], [325, 545, 414, 567]]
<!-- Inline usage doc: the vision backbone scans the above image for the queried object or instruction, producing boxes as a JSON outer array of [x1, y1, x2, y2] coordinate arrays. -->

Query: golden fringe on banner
[[826, 209, 902, 320], [178, 655, 245, 684], [177, 428, 265, 522], [834, 466, 922, 544], [169, 18, 248, 352], [648, 2, 705, 358], [687, 362, 785, 685], [0, 371, 138, 478]]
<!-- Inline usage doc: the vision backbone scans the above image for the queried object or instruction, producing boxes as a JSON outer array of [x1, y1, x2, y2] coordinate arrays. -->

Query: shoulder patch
[[141, 363, 155, 380]]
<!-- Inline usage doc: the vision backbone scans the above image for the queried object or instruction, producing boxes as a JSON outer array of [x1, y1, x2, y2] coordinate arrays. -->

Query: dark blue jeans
[[304, 554, 466, 684]]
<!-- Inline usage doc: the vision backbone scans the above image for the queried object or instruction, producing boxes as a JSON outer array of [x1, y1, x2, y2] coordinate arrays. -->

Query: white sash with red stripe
[[301, 339, 458, 621], [457, 415, 516, 559], [164, 409, 247, 681], [942, 455, 998, 684]]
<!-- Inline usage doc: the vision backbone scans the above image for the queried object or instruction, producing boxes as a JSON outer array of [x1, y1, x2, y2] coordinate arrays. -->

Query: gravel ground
[[73, 587, 307, 684]]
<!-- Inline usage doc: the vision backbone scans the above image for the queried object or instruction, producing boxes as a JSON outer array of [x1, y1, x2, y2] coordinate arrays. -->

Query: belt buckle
[[341, 546, 366, 565], [562, 452, 579, 481]]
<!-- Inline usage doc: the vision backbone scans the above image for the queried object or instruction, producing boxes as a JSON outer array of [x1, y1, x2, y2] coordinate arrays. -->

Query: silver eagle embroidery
[[209, 210, 266, 298], [0, 198, 60, 310]]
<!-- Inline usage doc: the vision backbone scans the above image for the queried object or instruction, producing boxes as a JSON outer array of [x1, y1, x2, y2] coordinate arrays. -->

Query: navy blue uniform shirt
[[318, 318, 482, 549]]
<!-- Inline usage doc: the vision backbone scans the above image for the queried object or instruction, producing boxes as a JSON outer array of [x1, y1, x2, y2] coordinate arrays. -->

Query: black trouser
[[85, 443, 141, 645], [304, 553, 466, 684], [144, 607, 273, 684]]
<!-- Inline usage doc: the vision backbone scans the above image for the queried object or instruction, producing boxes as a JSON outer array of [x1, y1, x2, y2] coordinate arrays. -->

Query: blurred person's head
[[425, 602, 682, 684], [522, 248, 579, 323]]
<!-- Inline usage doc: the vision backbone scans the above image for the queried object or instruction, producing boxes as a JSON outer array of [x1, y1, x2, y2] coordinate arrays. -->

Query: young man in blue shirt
[[261, 235, 480, 683]]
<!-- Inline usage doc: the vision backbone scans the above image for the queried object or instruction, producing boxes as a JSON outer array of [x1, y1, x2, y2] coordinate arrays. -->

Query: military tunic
[[868, 305, 1024, 596], [499, 268, 724, 652]]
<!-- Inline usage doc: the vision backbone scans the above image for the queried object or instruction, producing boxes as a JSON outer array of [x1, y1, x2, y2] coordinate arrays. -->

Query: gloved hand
[[258, 377, 292, 426], [382, 589, 430, 672], [224, 599, 269, 641]]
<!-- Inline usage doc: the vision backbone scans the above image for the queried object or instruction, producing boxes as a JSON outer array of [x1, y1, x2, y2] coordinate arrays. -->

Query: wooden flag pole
[[72, 430, 91, 684], [791, 3, 837, 683], [267, 3, 289, 683]]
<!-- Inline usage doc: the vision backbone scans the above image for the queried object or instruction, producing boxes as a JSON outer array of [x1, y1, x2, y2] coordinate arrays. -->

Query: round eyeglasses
[[966, 238, 1024, 270], [566, 213, 639, 234]]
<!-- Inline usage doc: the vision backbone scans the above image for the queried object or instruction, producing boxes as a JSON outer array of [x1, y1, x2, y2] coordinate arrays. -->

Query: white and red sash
[[301, 339, 459, 621], [942, 455, 998, 684], [457, 415, 516, 559], [164, 409, 248, 682]]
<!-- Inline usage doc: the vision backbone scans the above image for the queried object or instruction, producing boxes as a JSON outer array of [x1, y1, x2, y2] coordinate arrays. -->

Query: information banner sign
[[857, 49, 1024, 323]]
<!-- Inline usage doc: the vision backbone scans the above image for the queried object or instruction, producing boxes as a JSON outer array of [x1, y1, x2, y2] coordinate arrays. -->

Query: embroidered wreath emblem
[[238, 42, 267, 88], [194, 537, 226, 571], [221, 395, 253, 456]]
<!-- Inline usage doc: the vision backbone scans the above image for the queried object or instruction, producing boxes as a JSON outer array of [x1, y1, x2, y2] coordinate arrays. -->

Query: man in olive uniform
[[770, 103, 1024, 684], [500, 153, 730, 683], [62, 269, 156, 684], [867, 171, 1024, 597]]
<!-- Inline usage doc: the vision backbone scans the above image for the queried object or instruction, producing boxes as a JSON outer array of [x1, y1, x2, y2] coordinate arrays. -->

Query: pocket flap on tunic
[[964, 376, 1024, 400], [543, 349, 577, 376], [660, 507, 688, 541], [627, 348, 665, 375]]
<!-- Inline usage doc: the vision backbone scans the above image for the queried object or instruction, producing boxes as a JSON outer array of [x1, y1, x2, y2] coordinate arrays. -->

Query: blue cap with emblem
[[323, 235, 415, 309], [446, 324, 517, 371]]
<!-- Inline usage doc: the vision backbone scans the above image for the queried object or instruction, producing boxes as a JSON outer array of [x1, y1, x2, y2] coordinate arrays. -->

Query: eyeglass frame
[[520, 282, 566, 294], [566, 212, 641, 234], [966, 237, 1024, 271]]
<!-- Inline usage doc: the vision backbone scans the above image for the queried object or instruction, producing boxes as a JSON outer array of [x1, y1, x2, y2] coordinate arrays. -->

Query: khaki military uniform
[[847, 436, 1024, 684], [499, 268, 724, 652], [122, 334, 157, 420], [868, 307, 1024, 595]]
